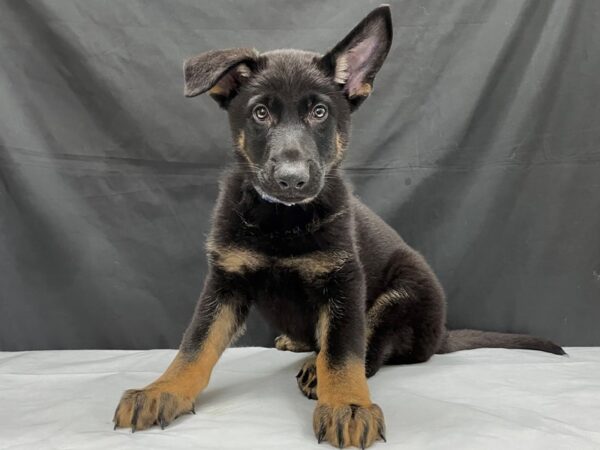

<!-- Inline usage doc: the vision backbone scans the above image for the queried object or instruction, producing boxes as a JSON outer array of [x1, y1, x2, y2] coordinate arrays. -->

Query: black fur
[[114, 5, 564, 447], [180, 4, 564, 373]]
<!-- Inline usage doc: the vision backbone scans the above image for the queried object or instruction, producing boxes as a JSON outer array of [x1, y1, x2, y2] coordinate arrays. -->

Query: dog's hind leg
[[364, 247, 446, 377]]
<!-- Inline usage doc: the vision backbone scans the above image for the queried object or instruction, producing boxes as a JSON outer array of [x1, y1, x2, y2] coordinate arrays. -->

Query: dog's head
[[184, 6, 392, 206]]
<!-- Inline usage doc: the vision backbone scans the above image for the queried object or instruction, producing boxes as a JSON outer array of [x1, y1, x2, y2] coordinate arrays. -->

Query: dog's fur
[[113, 6, 565, 448]]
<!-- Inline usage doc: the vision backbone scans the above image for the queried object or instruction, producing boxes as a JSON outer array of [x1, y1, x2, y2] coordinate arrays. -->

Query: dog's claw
[[360, 422, 370, 449], [296, 369, 303, 378], [191, 404, 196, 415], [378, 419, 386, 442], [131, 425, 136, 434], [317, 423, 326, 444], [336, 419, 345, 448], [113, 423, 118, 431]]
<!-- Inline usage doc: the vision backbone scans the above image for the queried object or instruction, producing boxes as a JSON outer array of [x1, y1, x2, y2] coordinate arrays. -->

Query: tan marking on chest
[[278, 250, 352, 281], [207, 240, 351, 278], [207, 240, 267, 274]]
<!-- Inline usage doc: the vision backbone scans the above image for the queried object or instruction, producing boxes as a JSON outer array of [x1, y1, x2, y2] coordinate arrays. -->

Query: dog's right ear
[[183, 48, 259, 108]]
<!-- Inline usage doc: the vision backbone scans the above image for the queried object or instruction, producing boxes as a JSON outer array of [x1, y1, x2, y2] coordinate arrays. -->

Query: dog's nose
[[274, 162, 309, 190]]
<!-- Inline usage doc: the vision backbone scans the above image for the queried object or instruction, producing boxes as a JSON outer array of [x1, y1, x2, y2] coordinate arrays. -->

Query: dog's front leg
[[312, 265, 385, 448], [113, 272, 249, 431]]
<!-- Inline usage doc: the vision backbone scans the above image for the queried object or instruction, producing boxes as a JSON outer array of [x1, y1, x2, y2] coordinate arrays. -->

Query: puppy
[[113, 5, 564, 448]]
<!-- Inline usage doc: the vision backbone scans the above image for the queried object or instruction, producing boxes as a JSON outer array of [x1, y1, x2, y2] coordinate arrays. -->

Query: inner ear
[[183, 48, 259, 108], [207, 63, 253, 107], [321, 5, 393, 110]]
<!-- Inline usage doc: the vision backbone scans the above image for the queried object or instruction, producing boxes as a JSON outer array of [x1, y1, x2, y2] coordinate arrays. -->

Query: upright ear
[[321, 5, 393, 111], [183, 48, 259, 108]]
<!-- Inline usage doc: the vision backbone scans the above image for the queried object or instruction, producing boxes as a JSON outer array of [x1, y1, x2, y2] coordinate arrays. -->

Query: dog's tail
[[436, 329, 566, 355]]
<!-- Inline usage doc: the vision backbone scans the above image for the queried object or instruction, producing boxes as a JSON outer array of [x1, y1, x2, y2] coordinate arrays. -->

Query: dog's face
[[184, 6, 392, 205]]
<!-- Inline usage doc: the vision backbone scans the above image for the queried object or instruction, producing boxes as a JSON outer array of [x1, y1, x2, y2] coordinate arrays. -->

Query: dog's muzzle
[[256, 160, 322, 206]]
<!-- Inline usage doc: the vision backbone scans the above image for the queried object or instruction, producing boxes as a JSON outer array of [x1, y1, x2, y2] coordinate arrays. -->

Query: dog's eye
[[312, 104, 328, 121], [253, 104, 270, 122]]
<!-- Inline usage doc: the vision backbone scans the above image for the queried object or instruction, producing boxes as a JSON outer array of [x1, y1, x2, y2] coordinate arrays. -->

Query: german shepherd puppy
[[113, 5, 565, 448]]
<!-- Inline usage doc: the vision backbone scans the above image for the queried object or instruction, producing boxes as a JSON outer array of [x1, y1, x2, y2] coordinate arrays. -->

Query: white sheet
[[0, 347, 599, 449]]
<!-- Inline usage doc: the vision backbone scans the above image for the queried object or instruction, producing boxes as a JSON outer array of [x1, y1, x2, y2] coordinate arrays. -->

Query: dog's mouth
[[252, 183, 319, 206]]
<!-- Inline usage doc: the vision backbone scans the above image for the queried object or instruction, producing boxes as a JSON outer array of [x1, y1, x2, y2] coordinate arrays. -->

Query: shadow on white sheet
[[0, 347, 599, 449]]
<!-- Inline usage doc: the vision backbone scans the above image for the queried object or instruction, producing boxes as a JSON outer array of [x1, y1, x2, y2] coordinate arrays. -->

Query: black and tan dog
[[113, 5, 564, 448]]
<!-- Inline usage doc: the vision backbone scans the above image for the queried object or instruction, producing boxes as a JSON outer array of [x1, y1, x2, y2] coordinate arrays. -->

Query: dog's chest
[[207, 238, 351, 282], [250, 269, 321, 343], [207, 236, 342, 342]]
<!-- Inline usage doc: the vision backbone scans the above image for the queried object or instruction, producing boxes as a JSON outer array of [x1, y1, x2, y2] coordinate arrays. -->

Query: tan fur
[[235, 130, 254, 164], [334, 132, 348, 165], [316, 355, 371, 406], [352, 82, 373, 97], [275, 334, 312, 352], [207, 240, 267, 274], [207, 241, 350, 278], [151, 303, 239, 397], [312, 307, 382, 447], [208, 84, 227, 96], [315, 307, 372, 407], [315, 307, 330, 347], [366, 287, 409, 341], [278, 250, 351, 281], [313, 402, 384, 448], [114, 304, 240, 429]]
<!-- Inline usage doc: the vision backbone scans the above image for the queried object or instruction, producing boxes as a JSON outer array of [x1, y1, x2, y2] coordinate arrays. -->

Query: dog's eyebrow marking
[[207, 240, 267, 274], [366, 287, 410, 342], [278, 250, 352, 281]]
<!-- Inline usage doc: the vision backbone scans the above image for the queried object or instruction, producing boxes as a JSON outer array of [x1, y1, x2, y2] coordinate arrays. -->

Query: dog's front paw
[[313, 403, 385, 448], [113, 386, 195, 432]]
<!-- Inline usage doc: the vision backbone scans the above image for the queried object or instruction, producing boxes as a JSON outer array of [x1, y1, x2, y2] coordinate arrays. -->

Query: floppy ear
[[183, 48, 259, 108], [321, 5, 393, 110]]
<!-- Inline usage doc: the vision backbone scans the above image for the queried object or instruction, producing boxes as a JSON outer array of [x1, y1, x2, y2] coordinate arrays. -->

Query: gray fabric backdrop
[[1, 0, 599, 351]]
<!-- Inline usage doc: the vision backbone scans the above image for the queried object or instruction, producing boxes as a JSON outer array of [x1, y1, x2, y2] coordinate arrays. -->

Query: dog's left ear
[[321, 5, 393, 111], [183, 48, 259, 108]]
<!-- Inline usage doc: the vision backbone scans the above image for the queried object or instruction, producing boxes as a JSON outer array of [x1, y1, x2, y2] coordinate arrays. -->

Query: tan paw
[[313, 403, 385, 448], [296, 357, 318, 400], [275, 334, 313, 352], [113, 386, 195, 432]]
